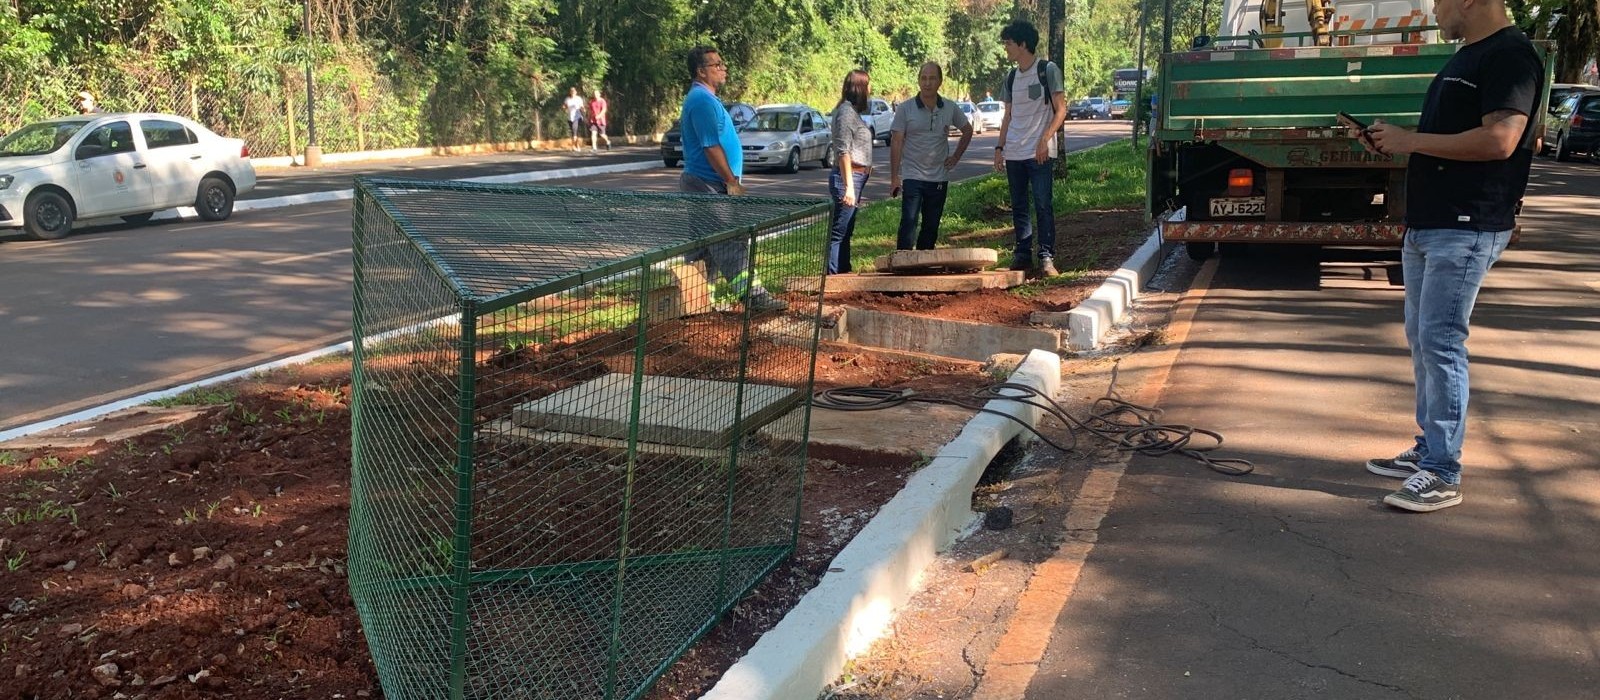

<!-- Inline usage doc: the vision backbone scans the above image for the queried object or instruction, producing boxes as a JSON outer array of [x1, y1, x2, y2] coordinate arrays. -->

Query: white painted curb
[[702, 349, 1062, 700], [1065, 225, 1169, 352], [134, 159, 661, 224]]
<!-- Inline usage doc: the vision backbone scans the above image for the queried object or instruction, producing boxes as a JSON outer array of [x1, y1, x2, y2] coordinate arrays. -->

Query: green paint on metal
[[348, 177, 828, 700]]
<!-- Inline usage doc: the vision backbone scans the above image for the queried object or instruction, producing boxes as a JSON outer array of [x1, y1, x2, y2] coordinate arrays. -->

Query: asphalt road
[[1026, 156, 1600, 698], [0, 122, 1132, 431]]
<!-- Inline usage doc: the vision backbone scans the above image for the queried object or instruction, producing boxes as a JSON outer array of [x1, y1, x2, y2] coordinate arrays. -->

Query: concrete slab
[[838, 308, 1063, 362], [0, 405, 214, 450], [479, 419, 728, 460], [873, 248, 998, 274], [784, 270, 1025, 294], [510, 373, 801, 447], [797, 401, 977, 466]]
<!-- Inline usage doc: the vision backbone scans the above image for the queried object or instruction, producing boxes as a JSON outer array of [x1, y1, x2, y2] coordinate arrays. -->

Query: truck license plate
[[1209, 197, 1265, 217]]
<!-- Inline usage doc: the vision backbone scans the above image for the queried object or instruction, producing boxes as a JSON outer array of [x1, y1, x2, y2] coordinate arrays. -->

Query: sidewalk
[[243, 144, 661, 201], [1017, 160, 1600, 697]]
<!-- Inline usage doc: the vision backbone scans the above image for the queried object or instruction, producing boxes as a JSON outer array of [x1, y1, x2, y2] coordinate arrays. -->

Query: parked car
[[865, 97, 895, 144], [974, 100, 1005, 130], [1535, 83, 1600, 155], [660, 101, 756, 167], [1068, 97, 1110, 120], [955, 101, 984, 135], [740, 105, 832, 172], [0, 112, 255, 240], [1542, 90, 1600, 162], [1109, 98, 1132, 119]]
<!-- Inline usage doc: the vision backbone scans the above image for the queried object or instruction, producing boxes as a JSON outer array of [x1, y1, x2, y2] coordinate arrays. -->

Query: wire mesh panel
[[350, 177, 829, 699]]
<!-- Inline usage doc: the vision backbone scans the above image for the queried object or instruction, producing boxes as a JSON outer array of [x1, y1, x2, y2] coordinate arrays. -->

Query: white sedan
[[0, 112, 256, 240]]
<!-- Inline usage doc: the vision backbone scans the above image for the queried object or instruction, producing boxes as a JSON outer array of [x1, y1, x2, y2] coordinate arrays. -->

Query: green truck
[[1149, 6, 1550, 260]]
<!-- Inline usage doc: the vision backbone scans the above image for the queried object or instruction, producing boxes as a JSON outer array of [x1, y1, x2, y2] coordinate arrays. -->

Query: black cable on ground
[[810, 362, 1253, 477]]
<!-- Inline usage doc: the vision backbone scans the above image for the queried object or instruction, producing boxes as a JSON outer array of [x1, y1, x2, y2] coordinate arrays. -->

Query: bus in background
[[1111, 67, 1149, 119]]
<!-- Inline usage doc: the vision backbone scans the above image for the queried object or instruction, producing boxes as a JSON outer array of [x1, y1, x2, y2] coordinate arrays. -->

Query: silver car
[[739, 105, 832, 173]]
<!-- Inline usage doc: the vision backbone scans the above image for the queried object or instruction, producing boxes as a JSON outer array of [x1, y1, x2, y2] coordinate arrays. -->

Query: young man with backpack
[[992, 20, 1067, 278]]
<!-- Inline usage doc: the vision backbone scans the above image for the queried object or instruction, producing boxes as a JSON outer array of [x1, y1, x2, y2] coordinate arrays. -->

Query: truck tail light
[[1226, 168, 1254, 196], [240, 144, 251, 158]]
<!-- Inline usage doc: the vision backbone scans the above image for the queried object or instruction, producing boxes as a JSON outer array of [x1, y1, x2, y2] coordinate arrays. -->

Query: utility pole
[[1134, 0, 1149, 149], [303, 0, 322, 167], [1162, 0, 1174, 54], [1050, 0, 1067, 170]]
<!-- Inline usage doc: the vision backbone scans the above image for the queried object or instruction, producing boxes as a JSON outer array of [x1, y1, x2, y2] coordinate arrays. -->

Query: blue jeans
[[896, 179, 949, 250], [1006, 158, 1056, 262], [1402, 227, 1512, 484], [827, 169, 870, 274]]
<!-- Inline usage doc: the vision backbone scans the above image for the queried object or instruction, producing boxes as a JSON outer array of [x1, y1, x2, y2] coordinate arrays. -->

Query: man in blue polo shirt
[[677, 46, 785, 312]]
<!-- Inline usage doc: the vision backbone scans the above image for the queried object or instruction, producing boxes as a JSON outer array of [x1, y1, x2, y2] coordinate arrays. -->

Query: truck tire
[[1185, 242, 1215, 261], [664, 157, 679, 168]]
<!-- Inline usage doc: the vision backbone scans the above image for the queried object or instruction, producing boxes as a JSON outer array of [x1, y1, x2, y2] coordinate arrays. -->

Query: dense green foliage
[[3, 0, 1593, 157]]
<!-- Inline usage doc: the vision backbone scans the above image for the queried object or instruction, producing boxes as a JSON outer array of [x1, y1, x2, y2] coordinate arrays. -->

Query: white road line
[[264, 248, 348, 265]]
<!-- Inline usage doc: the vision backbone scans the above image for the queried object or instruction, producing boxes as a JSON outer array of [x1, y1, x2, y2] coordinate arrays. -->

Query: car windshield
[[747, 111, 801, 132], [0, 120, 89, 157], [1088, 98, 1106, 105], [977, 103, 1002, 113]]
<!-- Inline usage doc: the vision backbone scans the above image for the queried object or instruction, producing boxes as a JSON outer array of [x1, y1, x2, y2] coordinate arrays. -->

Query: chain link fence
[[1, 56, 556, 159], [348, 178, 830, 699]]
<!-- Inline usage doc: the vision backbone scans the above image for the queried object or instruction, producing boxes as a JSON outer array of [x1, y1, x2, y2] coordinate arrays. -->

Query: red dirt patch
[[0, 349, 988, 699]]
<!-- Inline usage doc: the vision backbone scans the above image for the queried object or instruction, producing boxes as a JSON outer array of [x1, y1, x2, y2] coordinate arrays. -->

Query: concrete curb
[[132, 159, 661, 224], [1066, 225, 1169, 351], [702, 349, 1062, 700]]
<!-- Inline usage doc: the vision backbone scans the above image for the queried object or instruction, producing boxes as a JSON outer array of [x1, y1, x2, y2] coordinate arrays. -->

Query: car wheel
[[783, 148, 801, 174], [664, 158, 679, 168], [195, 176, 235, 221], [121, 212, 155, 226], [23, 190, 75, 241], [820, 148, 833, 168], [1184, 242, 1215, 261], [1554, 133, 1574, 162]]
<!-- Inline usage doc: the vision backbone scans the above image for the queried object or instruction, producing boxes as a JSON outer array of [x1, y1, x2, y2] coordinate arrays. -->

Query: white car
[[866, 97, 895, 144], [974, 101, 1005, 131], [0, 112, 256, 240]]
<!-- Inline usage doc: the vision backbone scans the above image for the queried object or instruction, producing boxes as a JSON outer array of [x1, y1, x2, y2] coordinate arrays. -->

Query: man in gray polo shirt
[[890, 62, 974, 250]]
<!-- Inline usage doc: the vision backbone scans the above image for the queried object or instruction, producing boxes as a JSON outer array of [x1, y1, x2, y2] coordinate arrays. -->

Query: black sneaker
[[1038, 258, 1059, 277], [746, 290, 788, 313], [1008, 256, 1032, 272], [1383, 470, 1462, 512], [1366, 449, 1422, 478]]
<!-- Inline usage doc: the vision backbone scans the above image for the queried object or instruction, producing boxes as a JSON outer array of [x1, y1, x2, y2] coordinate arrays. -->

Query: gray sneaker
[[1366, 449, 1422, 478], [1383, 470, 1462, 512], [1038, 258, 1059, 277]]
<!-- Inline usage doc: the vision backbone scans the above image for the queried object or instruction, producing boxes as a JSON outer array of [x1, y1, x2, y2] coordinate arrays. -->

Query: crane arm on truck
[[1305, 0, 1336, 46]]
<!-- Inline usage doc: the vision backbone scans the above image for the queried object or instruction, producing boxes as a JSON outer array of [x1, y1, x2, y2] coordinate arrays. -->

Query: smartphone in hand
[[1336, 112, 1381, 151]]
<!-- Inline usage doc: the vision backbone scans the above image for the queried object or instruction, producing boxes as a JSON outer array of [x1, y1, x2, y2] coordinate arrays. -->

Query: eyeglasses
[[704, 62, 726, 69]]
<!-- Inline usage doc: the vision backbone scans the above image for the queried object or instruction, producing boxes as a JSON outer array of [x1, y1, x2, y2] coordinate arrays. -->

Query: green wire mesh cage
[[348, 177, 830, 699]]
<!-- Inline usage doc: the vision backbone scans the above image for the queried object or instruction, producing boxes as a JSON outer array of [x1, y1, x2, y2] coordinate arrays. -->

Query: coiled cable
[[811, 362, 1253, 476]]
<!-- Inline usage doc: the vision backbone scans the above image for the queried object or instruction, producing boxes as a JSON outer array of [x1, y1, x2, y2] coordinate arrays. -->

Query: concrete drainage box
[[348, 177, 829, 700]]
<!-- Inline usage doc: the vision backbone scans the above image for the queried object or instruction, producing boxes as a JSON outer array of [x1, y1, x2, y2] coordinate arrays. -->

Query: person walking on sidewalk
[[889, 61, 973, 251], [589, 88, 612, 151], [676, 46, 786, 313], [993, 20, 1067, 278], [564, 87, 587, 152], [826, 69, 875, 275], [1360, 0, 1542, 512]]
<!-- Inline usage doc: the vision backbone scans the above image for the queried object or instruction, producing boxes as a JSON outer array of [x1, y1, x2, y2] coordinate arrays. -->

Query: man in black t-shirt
[[1360, 0, 1542, 513]]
